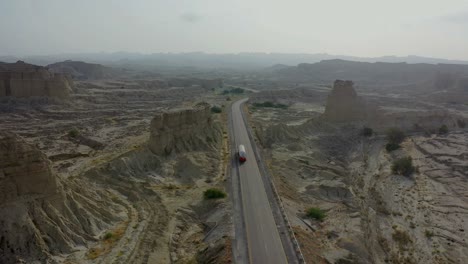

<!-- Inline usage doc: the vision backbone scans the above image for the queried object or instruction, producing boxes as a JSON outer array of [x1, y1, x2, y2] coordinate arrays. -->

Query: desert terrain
[[0, 61, 235, 264], [247, 69, 468, 263], [1, 57, 468, 264]]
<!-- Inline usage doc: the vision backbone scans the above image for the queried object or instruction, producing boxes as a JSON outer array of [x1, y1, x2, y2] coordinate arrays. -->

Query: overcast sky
[[1, 0, 467, 59]]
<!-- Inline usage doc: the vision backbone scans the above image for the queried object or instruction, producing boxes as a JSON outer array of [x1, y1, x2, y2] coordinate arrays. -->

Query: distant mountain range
[[274, 59, 468, 88], [1, 52, 468, 69]]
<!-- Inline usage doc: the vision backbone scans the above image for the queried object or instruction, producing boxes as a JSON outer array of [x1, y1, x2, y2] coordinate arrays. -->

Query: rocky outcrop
[[0, 61, 72, 98], [47, 60, 114, 80], [0, 132, 121, 263], [321, 80, 465, 131], [323, 80, 367, 122], [149, 102, 222, 155], [0, 133, 58, 204]]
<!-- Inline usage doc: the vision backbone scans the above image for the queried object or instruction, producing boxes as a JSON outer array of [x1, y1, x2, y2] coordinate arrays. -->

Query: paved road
[[231, 98, 288, 264]]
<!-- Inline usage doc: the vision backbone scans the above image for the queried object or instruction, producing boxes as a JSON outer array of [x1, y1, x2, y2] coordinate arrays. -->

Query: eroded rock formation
[[0, 132, 121, 263], [149, 102, 222, 155], [0, 133, 58, 204], [0, 61, 72, 98], [323, 80, 367, 122]]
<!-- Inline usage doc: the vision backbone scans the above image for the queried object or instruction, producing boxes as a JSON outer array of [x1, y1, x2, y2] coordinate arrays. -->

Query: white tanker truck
[[238, 144, 246, 163]]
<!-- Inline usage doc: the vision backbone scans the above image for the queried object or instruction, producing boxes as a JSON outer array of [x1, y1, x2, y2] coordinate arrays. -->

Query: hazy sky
[[1, 0, 468, 59]]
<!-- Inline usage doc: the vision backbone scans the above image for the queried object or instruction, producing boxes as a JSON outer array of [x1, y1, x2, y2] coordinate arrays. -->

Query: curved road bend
[[231, 98, 288, 264]]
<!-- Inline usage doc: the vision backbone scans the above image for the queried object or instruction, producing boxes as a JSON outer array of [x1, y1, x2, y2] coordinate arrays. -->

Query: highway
[[230, 98, 288, 264]]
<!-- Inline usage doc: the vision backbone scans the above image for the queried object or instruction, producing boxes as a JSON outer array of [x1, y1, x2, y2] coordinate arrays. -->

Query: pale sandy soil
[[0, 79, 233, 264], [247, 91, 468, 264]]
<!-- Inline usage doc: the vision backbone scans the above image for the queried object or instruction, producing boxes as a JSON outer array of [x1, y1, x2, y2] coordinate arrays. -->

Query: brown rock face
[[0, 132, 58, 204], [0, 61, 72, 99], [323, 80, 366, 122], [149, 102, 222, 155], [0, 132, 121, 263]]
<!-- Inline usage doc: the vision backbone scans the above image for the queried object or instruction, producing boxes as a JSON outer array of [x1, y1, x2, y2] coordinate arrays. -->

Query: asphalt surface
[[231, 98, 288, 264]]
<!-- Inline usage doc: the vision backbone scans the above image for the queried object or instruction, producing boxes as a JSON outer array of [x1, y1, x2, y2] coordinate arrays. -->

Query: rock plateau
[[0, 61, 72, 99]]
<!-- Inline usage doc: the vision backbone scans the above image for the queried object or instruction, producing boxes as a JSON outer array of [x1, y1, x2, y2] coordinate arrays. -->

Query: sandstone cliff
[[323, 80, 367, 122], [0, 61, 72, 98], [0, 132, 122, 263], [0, 133, 58, 204], [149, 102, 222, 155]]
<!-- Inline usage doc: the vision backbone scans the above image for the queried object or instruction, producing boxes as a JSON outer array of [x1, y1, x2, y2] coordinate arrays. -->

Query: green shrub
[[385, 143, 401, 152], [425, 230, 434, 238], [226, 96, 231, 101], [259, 101, 274, 107], [230, 87, 245, 94], [438, 124, 448, 134], [68, 128, 80, 138], [386, 128, 405, 145], [253, 101, 288, 109], [306, 207, 326, 221], [221, 87, 245, 95], [361, 127, 373, 137], [211, 106, 222, 113], [275, 103, 288, 109], [392, 156, 415, 176], [203, 188, 227, 199], [103, 232, 113, 240]]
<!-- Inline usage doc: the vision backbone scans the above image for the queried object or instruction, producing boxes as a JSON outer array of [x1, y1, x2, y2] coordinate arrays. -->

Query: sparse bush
[[257, 101, 274, 107], [226, 96, 231, 101], [221, 87, 245, 95], [203, 188, 227, 199], [103, 232, 113, 240], [230, 87, 245, 94], [386, 128, 405, 145], [457, 119, 466, 128], [306, 207, 326, 221], [165, 184, 178, 190], [68, 128, 80, 138], [392, 156, 415, 176], [425, 230, 434, 238], [392, 229, 412, 249], [211, 106, 222, 113], [253, 101, 288, 109], [361, 127, 373, 137], [438, 124, 448, 135], [385, 143, 401, 152]]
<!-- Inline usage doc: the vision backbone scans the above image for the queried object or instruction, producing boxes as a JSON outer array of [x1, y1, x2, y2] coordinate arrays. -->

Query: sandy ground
[[247, 90, 468, 263], [0, 78, 234, 263]]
